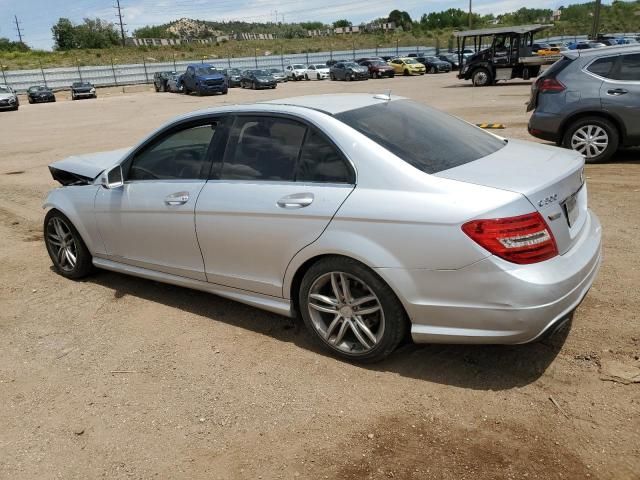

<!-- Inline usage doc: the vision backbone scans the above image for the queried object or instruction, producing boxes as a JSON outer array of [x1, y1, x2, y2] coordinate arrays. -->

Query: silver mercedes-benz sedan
[[43, 94, 602, 362]]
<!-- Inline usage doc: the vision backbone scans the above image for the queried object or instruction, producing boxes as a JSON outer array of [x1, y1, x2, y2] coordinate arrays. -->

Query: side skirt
[[93, 257, 293, 317]]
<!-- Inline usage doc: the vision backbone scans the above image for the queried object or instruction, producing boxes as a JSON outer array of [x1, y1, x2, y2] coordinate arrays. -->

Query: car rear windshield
[[335, 99, 506, 174], [542, 56, 574, 78]]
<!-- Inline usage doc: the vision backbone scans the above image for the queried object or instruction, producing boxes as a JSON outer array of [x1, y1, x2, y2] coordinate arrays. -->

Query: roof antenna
[[374, 90, 391, 101]]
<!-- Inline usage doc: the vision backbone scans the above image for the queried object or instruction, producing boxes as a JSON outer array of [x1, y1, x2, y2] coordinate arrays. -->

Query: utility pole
[[468, 0, 473, 28], [590, 0, 602, 39], [14, 15, 23, 44], [114, 0, 126, 47]]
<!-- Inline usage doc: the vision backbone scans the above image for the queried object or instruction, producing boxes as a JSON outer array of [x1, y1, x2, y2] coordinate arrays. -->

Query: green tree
[[388, 10, 413, 30], [300, 21, 325, 30], [0, 37, 30, 52], [52, 18, 77, 50], [333, 19, 352, 28]]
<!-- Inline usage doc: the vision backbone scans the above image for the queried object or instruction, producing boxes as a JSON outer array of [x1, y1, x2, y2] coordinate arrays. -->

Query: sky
[[0, 0, 627, 51]]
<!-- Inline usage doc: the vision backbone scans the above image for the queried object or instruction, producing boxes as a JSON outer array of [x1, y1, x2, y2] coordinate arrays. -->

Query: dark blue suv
[[182, 64, 228, 96]]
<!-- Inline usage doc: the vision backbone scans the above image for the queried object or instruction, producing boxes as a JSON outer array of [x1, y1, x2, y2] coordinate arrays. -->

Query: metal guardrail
[[1, 46, 436, 92]]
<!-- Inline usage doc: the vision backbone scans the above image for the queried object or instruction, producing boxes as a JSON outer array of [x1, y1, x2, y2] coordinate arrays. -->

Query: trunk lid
[[436, 139, 587, 255], [49, 147, 130, 183]]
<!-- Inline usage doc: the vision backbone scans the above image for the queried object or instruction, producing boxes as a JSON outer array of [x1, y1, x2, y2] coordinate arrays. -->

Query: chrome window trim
[[583, 53, 640, 84]]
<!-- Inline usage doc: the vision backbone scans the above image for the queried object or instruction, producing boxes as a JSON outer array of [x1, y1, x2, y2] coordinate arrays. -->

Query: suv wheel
[[472, 68, 492, 86], [563, 117, 619, 163], [299, 257, 407, 363]]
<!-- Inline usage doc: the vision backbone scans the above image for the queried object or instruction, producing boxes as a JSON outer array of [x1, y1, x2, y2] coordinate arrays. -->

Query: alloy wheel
[[307, 271, 385, 354], [571, 125, 609, 159], [46, 217, 78, 272]]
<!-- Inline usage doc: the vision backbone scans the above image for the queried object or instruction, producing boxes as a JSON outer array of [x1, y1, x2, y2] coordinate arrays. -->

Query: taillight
[[462, 212, 558, 265], [537, 77, 565, 93]]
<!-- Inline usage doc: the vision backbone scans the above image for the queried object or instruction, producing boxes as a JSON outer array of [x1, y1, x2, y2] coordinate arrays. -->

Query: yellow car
[[388, 57, 426, 76], [536, 47, 565, 56]]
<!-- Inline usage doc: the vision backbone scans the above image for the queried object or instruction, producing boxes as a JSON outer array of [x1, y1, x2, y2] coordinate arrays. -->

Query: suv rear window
[[335, 100, 506, 174]]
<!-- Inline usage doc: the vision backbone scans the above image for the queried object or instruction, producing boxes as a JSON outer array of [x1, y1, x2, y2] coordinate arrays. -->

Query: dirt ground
[[0, 73, 638, 480]]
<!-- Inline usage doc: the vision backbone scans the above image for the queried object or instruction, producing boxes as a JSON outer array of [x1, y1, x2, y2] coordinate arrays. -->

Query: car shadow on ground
[[88, 269, 568, 391]]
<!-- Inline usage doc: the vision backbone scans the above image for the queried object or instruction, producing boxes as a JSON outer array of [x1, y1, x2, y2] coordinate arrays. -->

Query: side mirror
[[101, 165, 123, 189]]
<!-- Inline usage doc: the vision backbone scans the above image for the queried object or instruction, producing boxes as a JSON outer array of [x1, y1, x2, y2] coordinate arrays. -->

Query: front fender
[[43, 186, 104, 255]]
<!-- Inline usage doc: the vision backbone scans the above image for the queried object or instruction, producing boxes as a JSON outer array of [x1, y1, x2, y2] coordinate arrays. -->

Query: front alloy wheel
[[44, 210, 93, 279], [299, 257, 407, 362]]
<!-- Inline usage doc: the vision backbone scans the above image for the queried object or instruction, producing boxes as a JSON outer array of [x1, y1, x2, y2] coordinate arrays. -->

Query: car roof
[[262, 93, 406, 115], [564, 44, 640, 59]]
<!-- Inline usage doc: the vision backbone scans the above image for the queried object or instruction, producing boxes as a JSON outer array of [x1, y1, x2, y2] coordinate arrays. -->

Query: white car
[[0, 84, 19, 111], [304, 64, 330, 80], [285, 64, 307, 81]]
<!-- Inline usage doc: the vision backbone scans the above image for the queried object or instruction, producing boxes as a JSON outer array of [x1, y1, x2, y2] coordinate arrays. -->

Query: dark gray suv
[[528, 45, 639, 163]]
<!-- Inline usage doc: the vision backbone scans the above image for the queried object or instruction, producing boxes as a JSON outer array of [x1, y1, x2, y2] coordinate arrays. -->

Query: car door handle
[[607, 88, 628, 95], [164, 191, 190, 205], [276, 193, 314, 209]]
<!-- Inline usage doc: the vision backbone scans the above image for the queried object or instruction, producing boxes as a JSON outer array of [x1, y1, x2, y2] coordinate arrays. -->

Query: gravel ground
[[0, 73, 638, 480]]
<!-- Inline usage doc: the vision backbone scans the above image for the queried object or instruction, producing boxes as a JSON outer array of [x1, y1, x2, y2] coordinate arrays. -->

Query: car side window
[[220, 116, 306, 181], [295, 127, 353, 184], [587, 56, 616, 78], [128, 124, 216, 181], [612, 53, 640, 81]]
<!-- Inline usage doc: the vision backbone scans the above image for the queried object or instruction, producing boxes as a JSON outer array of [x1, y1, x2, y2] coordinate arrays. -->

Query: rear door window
[[612, 53, 640, 81], [220, 116, 306, 181], [295, 128, 353, 184]]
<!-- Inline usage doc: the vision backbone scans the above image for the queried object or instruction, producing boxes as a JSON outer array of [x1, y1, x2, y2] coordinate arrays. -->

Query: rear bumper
[[377, 210, 602, 344], [528, 111, 563, 143]]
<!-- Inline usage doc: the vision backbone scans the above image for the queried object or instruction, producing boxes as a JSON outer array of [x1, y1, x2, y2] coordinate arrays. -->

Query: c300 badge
[[538, 194, 558, 207]]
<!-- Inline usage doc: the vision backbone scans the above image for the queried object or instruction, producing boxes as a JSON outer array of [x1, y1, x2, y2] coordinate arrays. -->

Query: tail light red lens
[[537, 77, 566, 93], [462, 212, 559, 265]]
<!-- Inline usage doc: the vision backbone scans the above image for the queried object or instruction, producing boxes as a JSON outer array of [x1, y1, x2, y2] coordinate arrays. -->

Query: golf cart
[[455, 24, 559, 86]]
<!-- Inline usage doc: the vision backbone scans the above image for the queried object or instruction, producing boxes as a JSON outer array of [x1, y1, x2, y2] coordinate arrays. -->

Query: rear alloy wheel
[[44, 210, 93, 279], [299, 257, 407, 363], [430, 66, 437, 74], [563, 117, 619, 163], [404, 69, 410, 76], [472, 68, 492, 86]]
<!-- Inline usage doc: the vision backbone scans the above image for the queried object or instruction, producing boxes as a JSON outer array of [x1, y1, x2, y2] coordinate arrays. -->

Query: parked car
[[528, 45, 640, 163], [71, 82, 96, 100], [223, 68, 242, 87], [358, 59, 395, 78], [0, 84, 19, 111], [304, 64, 330, 80], [380, 55, 394, 62], [326, 59, 338, 67], [536, 46, 567, 56], [416, 56, 452, 74], [388, 57, 426, 76], [182, 64, 227, 96], [27, 85, 56, 103], [153, 71, 176, 92], [166, 74, 184, 93], [438, 53, 460, 70], [285, 64, 307, 81], [329, 62, 369, 81], [531, 42, 552, 53], [568, 41, 606, 50], [548, 42, 567, 48], [268, 68, 288, 83], [240, 69, 277, 89], [43, 93, 602, 362]]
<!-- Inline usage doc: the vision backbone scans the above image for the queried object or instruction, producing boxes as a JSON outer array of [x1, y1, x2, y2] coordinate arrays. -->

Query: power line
[[114, 0, 126, 46], [14, 15, 24, 44]]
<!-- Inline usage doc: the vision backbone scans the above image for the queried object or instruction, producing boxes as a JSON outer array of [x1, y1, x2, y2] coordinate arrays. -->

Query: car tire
[[44, 210, 93, 280], [562, 116, 619, 164], [154, 84, 160, 92], [317, 74, 321, 80], [305, 74, 309, 80], [430, 66, 437, 74], [299, 256, 408, 363], [28, 97, 33, 104], [472, 68, 493, 86], [252, 81, 256, 90], [330, 73, 335, 81]]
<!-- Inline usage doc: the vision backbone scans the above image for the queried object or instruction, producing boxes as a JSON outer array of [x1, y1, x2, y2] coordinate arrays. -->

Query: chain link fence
[[1, 45, 437, 92]]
